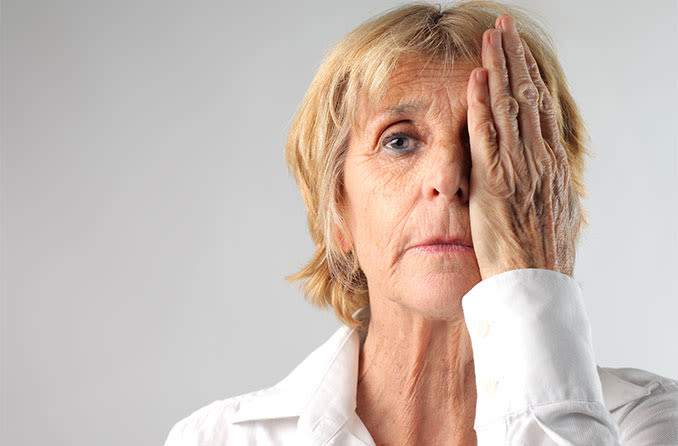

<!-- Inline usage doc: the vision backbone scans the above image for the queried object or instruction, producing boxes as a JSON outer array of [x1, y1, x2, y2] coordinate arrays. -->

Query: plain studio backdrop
[[1, 0, 676, 445]]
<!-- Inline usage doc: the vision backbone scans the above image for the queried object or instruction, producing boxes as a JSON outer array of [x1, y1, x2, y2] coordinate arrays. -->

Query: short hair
[[285, 0, 591, 328]]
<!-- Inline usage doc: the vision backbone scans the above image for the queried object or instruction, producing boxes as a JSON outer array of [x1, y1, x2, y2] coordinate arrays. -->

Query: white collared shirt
[[164, 269, 678, 445]]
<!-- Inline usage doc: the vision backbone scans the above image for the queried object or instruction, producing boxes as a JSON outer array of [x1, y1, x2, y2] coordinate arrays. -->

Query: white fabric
[[164, 269, 678, 445]]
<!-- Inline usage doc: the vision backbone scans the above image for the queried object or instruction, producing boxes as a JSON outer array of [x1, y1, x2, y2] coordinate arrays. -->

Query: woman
[[165, 1, 677, 444]]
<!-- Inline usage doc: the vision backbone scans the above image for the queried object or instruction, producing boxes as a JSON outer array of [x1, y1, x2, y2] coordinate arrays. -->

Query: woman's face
[[340, 53, 482, 321]]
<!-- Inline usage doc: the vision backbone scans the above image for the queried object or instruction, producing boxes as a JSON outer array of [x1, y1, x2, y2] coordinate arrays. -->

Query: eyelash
[[380, 131, 420, 154]]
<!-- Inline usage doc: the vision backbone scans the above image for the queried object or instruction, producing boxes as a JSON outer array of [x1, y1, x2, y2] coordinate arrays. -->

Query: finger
[[482, 27, 521, 156], [497, 15, 543, 157], [467, 65, 512, 196], [467, 66, 498, 166], [521, 38, 561, 162]]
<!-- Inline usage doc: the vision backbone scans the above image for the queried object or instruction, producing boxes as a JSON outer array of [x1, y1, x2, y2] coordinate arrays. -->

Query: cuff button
[[484, 378, 499, 394], [476, 321, 490, 338]]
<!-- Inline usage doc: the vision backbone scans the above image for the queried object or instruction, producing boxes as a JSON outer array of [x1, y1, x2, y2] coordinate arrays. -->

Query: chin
[[397, 271, 481, 321], [363, 254, 482, 321]]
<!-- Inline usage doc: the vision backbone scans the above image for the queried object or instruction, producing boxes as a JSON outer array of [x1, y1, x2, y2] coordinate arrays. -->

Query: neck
[[356, 298, 477, 446]]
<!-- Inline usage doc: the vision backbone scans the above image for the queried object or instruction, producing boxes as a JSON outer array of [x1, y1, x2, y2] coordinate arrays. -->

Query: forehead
[[355, 54, 475, 128]]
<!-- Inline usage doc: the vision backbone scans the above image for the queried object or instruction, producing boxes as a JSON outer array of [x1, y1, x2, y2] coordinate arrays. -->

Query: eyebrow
[[360, 100, 429, 135], [376, 101, 428, 118]]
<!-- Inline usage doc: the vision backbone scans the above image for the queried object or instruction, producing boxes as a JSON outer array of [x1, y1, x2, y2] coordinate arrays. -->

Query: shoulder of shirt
[[164, 397, 241, 445], [163, 323, 358, 445], [163, 384, 294, 446], [598, 364, 678, 414], [167, 364, 678, 444]]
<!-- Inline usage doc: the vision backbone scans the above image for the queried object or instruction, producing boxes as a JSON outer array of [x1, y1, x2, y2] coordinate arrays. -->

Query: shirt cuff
[[461, 268, 604, 429]]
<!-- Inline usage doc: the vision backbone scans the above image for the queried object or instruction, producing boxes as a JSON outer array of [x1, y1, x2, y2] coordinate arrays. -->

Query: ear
[[335, 187, 353, 254], [335, 225, 353, 254]]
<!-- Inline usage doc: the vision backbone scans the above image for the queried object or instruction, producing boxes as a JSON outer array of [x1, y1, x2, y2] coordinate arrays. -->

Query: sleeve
[[617, 380, 678, 444], [461, 268, 621, 445], [164, 418, 197, 446], [164, 413, 214, 446]]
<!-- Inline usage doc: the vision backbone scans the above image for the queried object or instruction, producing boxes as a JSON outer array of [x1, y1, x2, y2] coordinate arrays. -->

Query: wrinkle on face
[[343, 53, 481, 320]]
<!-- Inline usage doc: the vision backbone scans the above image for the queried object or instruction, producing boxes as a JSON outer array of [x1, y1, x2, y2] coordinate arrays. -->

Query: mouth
[[409, 243, 474, 253], [408, 238, 474, 253]]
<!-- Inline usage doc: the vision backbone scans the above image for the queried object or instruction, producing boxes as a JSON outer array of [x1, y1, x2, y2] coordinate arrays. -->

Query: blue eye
[[381, 132, 419, 154]]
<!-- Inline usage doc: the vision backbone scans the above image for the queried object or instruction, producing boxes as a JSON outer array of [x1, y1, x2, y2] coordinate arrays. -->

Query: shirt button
[[476, 321, 490, 339], [484, 378, 499, 394]]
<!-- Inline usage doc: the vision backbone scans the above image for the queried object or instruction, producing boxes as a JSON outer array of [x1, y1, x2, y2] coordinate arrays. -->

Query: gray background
[[2, 0, 676, 445]]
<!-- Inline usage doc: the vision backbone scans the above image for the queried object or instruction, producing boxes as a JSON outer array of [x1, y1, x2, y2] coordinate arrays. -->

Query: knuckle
[[540, 89, 555, 113], [527, 59, 539, 76], [491, 62, 507, 76], [491, 56, 508, 72], [473, 120, 497, 142], [517, 82, 539, 106], [536, 154, 553, 176], [509, 40, 525, 57], [555, 155, 571, 186], [470, 90, 488, 107], [537, 89, 545, 111], [560, 156, 572, 180], [542, 103, 557, 121], [487, 160, 514, 196], [494, 95, 519, 117], [513, 157, 530, 181]]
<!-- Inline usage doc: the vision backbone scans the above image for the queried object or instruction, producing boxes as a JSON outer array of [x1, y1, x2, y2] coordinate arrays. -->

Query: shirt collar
[[597, 366, 652, 411], [230, 306, 649, 439], [230, 306, 373, 445]]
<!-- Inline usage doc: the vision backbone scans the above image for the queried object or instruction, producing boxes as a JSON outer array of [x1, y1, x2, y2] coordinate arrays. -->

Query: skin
[[338, 14, 579, 446]]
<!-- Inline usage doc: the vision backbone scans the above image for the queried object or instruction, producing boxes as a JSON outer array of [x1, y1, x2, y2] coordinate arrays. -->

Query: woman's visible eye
[[380, 132, 420, 154]]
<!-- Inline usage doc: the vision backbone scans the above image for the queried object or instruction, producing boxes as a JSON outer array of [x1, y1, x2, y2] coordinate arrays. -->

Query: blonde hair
[[285, 1, 591, 328]]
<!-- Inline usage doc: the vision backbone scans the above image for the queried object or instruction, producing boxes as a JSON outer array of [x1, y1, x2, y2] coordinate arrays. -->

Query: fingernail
[[502, 15, 516, 32], [490, 29, 501, 47], [475, 69, 487, 84]]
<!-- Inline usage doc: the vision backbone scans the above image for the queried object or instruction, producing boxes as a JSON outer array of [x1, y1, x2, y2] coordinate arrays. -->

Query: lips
[[410, 237, 474, 250]]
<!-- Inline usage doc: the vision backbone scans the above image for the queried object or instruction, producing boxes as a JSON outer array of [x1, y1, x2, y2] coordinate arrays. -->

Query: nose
[[421, 139, 470, 204]]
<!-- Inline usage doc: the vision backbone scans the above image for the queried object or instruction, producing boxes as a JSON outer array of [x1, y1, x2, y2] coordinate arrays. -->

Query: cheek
[[347, 161, 420, 271]]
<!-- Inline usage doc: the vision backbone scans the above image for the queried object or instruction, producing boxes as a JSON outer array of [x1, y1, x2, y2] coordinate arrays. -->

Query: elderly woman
[[165, 1, 677, 445]]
